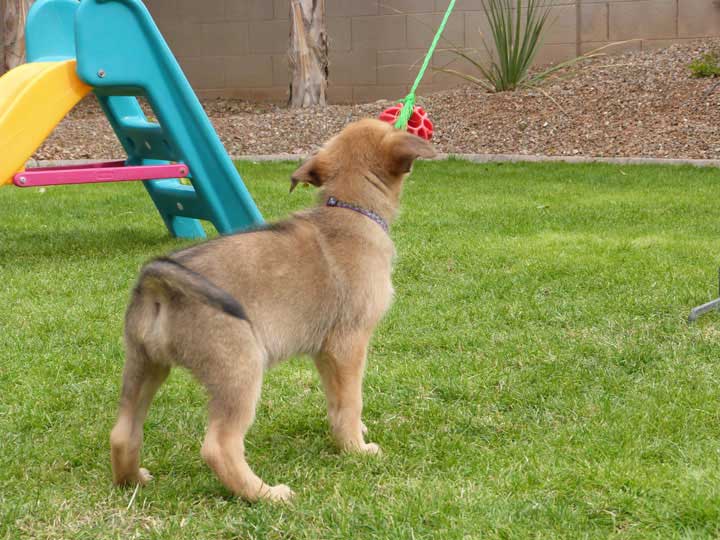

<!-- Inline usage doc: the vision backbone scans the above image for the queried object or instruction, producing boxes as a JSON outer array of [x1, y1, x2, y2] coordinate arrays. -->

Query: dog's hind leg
[[196, 337, 294, 503], [110, 342, 170, 486]]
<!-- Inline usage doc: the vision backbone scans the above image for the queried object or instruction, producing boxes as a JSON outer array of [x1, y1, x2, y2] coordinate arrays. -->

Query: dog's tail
[[137, 257, 248, 320]]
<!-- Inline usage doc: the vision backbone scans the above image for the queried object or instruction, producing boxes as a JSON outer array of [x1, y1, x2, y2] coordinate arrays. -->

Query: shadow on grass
[[0, 227, 187, 263]]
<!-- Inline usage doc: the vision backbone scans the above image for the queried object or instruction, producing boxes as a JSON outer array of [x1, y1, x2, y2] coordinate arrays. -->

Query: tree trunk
[[288, 0, 327, 108], [3, 0, 32, 72]]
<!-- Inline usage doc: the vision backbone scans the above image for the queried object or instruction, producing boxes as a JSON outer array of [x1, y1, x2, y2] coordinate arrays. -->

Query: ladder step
[[117, 117, 177, 162], [146, 180, 212, 222]]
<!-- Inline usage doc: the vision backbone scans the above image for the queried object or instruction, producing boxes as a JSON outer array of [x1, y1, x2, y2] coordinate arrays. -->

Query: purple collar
[[325, 196, 389, 233]]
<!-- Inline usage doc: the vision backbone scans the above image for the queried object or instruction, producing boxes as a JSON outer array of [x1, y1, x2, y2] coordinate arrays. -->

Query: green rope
[[394, 0, 457, 130]]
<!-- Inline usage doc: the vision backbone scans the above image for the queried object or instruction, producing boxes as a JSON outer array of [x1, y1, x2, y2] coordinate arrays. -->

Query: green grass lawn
[[2, 159, 720, 539]]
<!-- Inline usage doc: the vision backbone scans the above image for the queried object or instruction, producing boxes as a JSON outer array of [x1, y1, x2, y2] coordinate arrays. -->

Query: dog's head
[[290, 119, 436, 201]]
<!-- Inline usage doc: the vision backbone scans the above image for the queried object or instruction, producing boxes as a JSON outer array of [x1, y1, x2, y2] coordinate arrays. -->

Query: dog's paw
[[137, 468, 154, 485], [263, 484, 295, 503], [344, 442, 382, 455], [360, 442, 382, 455]]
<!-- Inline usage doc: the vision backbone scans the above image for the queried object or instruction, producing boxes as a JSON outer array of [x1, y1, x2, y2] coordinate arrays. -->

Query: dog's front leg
[[314, 330, 380, 455]]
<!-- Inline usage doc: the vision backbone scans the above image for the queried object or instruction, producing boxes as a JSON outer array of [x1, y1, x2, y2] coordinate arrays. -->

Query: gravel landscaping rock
[[34, 39, 720, 161]]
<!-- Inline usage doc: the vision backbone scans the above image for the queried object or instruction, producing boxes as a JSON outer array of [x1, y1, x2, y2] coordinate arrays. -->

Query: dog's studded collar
[[325, 196, 389, 234]]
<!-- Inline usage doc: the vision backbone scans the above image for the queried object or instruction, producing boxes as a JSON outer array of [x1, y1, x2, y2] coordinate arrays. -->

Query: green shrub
[[689, 52, 720, 78], [436, 0, 602, 92], [480, 0, 550, 91]]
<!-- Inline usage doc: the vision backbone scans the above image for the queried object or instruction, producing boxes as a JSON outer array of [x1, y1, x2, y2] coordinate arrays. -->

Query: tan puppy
[[109, 119, 436, 502]]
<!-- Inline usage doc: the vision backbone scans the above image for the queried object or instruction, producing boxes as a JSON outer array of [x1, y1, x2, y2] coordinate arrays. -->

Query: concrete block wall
[[2, 1, 719, 102], [581, 0, 720, 54], [143, 0, 290, 102], [143, 0, 720, 103]]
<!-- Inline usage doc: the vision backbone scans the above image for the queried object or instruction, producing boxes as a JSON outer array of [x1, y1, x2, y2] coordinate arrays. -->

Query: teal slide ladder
[[26, 0, 264, 239]]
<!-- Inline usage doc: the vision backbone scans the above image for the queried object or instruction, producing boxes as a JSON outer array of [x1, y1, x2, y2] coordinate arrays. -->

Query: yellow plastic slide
[[0, 60, 91, 186]]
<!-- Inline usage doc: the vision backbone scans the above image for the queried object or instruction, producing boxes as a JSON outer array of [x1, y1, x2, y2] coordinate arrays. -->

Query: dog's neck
[[325, 197, 389, 233], [320, 170, 400, 229]]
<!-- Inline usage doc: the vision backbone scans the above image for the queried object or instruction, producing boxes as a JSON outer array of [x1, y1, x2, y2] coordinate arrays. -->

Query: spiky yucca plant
[[482, 0, 550, 90], [437, 0, 593, 92]]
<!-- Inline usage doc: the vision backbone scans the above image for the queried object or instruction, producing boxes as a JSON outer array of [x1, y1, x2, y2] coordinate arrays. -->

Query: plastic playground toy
[[0, 0, 263, 239], [379, 104, 433, 141], [378, 0, 455, 140]]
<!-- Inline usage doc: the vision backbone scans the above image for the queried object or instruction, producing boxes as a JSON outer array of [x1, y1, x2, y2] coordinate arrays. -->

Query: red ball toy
[[378, 104, 434, 141]]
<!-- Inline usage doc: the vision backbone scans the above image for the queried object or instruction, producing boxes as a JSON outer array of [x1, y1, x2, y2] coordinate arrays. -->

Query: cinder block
[[144, 0, 180, 24], [249, 19, 290, 54], [678, 0, 720, 37], [158, 22, 197, 58], [377, 50, 426, 85], [580, 39, 641, 55], [163, 22, 249, 58], [544, 4, 576, 44], [199, 87, 289, 103], [240, 87, 290, 103], [426, 77, 472, 92], [195, 89, 225, 99], [177, 0, 225, 23], [439, 0, 576, 7], [414, 77, 435, 96], [274, 0, 290, 19], [532, 42, 576, 66], [353, 84, 408, 103], [329, 49, 377, 85], [381, 0, 434, 15], [436, 0, 488, 11], [328, 17, 352, 52], [225, 0, 274, 21], [199, 23, 250, 57], [431, 49, 490, 87], [193, 89, 223, 99], [464, 11, 493, 52], [272, 54, 290, 85], [609, 0, 677, 40], [466, 5, 575, 47], [407, 12, 465, 49], [327, 85, 354, 104], [178, 56, 225, 89], [581, 2, 607, 42], [352, 15, 407, 50], [328, 0, 379, 17], [225, 55, 274, 87]]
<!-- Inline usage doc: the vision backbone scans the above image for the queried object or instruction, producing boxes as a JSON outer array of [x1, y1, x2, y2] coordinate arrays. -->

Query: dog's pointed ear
[[384, 131, 437, 176], [290, 155, 324, 193]]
